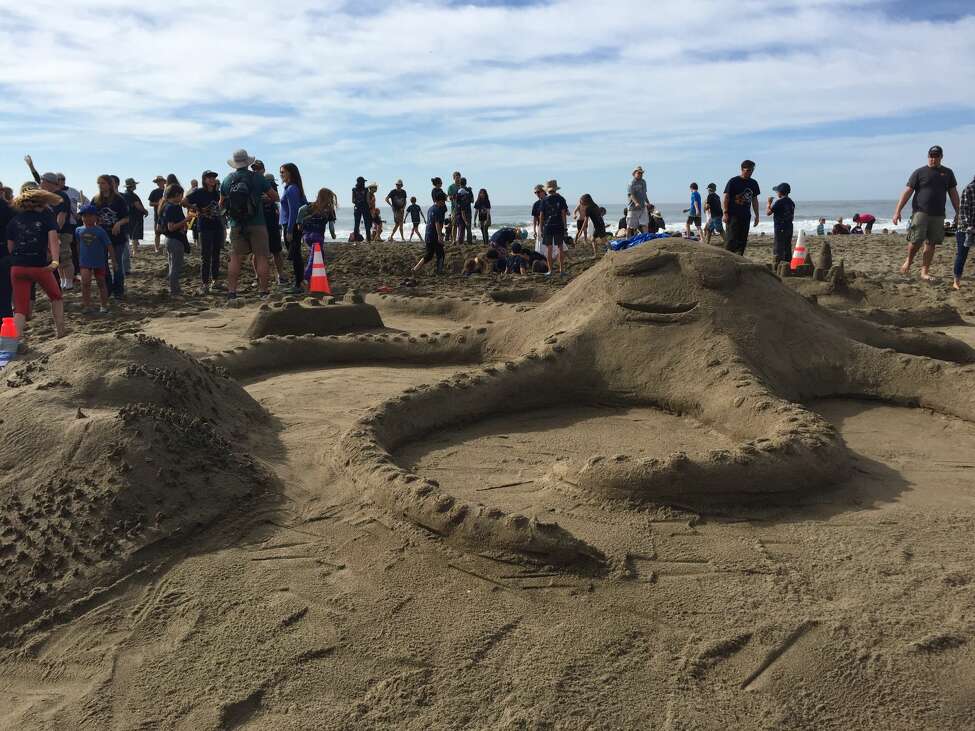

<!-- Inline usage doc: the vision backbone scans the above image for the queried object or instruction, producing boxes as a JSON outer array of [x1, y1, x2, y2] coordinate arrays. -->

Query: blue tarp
[[609, 232, 673, 251]]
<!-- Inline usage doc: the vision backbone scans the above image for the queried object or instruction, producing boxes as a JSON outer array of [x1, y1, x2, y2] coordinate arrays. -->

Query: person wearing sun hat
[[220, 148, 278, 299], [538, 179, 569, 276], [122, 177, 148, 259], [627, 165, 650, 236]]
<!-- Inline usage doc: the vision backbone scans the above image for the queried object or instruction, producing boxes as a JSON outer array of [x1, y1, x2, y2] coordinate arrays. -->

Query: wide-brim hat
[[367, 181, 378, 189], [533, 184, 545, 192], [125, 177, 138, 187], [544, 179, 560, 192], [228, 149, 256, 169], [633, 166, 644, 174], [153, 175, 166, 183]]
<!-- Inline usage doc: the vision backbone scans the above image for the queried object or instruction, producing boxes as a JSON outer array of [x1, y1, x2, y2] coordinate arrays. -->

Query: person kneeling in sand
[[462, 248, 506, 276], [506, 242, 548, 275], [832, 218, 851, 235], [76, 204, 111, 313]]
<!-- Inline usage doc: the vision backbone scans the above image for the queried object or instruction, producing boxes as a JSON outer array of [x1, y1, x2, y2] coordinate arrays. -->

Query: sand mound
[[246, 299, 384, 339], [0, 334, 274, 639]]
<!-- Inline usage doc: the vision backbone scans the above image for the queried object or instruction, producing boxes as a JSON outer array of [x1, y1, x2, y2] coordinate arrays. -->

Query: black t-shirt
[[0, 199, 13, 257], [351, 185, 368, 210], [185, 188, 223, 232], [724, 176, 760, 219], [95, 195, 130, 245], [540, 193, 569, 231], [532, 200, 543, 223], [387, 188, 407, 210], [584, 203, 606, 236], [474, 198, 491, 222], [6, 210, 57, 267], [770, 196, 795, 227], [160, 202, 188, 244], [907, 165, 958, 216], [706, 192, 723, 218], [53, 190, 73, 234], [490, 228, 518, 247], [148, 188, 164, 218]]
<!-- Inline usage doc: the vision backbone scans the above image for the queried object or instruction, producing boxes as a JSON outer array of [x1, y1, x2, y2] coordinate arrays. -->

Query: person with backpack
[[220, 149, 277, 299], [351, 177, 372, 242], [539, 179, 569, 276]]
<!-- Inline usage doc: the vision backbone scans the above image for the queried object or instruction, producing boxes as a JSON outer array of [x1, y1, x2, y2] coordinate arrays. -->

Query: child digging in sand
[[76, 204, 111, 313]]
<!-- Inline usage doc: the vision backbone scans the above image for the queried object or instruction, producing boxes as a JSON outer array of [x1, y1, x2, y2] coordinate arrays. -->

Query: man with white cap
[[385, 179, 408, 242], [219, 149, 278, 300], [627, 166, 651, 237]]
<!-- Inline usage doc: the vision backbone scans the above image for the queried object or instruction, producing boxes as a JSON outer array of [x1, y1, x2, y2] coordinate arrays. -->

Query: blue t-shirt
[[6, 210, 57, 267], [425, 204, 446, 242], [690, 190, 702, 217], [76, 225, 111, 269]]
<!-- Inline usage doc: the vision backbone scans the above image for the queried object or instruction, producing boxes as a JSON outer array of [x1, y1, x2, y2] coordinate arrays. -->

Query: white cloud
[[0, 0, 973, 201]]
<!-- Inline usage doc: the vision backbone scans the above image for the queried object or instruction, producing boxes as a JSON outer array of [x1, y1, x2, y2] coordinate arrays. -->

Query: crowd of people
[[2, 145, 974, 347]]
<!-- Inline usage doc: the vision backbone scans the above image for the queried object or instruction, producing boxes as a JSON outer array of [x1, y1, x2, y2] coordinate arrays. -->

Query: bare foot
[[899, 261, 911, 275], [953, 280, 961, 290], [920, 272, 933, 282]]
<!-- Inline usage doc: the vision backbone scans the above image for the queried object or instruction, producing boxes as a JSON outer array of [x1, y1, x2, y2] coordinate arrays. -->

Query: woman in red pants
[[5, 188, 66, 343]]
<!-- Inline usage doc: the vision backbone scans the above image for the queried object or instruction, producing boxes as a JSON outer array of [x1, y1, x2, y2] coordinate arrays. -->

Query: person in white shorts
[[626, 165, 651, 236]]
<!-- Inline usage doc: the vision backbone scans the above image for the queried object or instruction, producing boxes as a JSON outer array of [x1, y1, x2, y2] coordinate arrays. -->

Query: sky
[[1, 0, 973, 206]]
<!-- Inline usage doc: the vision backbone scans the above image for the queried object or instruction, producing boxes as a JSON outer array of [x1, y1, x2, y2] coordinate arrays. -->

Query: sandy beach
[[1, 231, 974, 730]]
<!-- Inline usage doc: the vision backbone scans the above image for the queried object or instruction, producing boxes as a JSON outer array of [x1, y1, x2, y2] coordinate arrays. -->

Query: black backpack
[[224, 171, 258, 222]]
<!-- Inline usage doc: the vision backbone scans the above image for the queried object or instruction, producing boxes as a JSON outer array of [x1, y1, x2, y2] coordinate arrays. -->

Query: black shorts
[[267, 223, 283, 254], [542, 229, 566, 249], [687, 215, 702, 226], [423, 236, 444, 263]]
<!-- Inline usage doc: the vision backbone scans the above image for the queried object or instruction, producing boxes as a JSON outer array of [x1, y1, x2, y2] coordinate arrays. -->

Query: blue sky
[[0, 0, 973, 206]]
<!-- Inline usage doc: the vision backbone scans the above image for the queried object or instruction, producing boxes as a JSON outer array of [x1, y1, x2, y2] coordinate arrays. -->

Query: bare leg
[[228, 253, 243, 293], [255, 255, 270, 293], [81, 270, 92, 308], [14, 313, 26, 342], [558, 245, 565, 274], [52, 299, 66, 337], [920, 242, 936, 281], [272, 251, 286, 282], [546, 243, 554, 273], [97, 276, 109, 307], [901, 242, 921, 274]]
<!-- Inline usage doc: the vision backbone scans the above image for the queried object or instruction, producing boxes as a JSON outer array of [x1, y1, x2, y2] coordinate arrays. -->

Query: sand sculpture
[[209, 241, 975, 567], [0, 334, 273, 638]]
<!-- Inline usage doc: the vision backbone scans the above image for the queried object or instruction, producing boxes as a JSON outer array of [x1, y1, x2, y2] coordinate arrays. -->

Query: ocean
[[314, 200, 901, 241]]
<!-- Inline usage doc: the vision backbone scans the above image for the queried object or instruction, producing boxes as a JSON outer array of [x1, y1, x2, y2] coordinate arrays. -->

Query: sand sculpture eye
[[612, 251, 678, 278]]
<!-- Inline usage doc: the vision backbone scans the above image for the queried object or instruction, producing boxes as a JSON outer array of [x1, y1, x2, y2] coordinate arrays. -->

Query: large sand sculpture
[[210, 241, 975, 566], [0, 334, 274, 638]]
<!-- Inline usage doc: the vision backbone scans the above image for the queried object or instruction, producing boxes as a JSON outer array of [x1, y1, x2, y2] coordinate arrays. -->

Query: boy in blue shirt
[[75, 203, 111, 312], [685, 183, 703, 239]]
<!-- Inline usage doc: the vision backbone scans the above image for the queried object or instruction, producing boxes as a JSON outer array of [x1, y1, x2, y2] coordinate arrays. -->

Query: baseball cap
[[928, 145, 944, 157], [202, 170, 218, 179], [533, 183, 544, 192], [79, 203, 98, 215], [741, 159, 756, 170], [40, 172, 59, 184], [706, 183, 717, 191], [772, 183, 791, 195]]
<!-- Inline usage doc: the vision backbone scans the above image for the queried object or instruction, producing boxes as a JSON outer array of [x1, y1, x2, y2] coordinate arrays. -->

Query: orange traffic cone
[[790, 229, 808, 271], [308, 243, 332, 294], [0, 317, 17, 339]]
